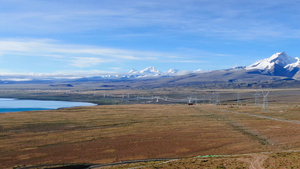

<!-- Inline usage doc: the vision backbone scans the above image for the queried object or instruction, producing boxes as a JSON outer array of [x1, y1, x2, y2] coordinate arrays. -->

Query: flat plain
[[1, 88, 300, 168]]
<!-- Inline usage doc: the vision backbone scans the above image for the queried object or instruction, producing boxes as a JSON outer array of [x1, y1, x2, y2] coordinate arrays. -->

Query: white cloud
[[70, 57, 108, 68], [0, 69, 119, 80], [1, 0, 300, 40], [0, 38, 183, 68]]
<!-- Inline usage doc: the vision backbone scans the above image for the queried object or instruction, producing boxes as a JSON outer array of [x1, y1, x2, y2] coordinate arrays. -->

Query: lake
[[0, 98, 97, 113]]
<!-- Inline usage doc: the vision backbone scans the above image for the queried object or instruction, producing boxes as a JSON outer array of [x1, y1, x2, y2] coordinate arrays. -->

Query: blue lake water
[[0, 98, 97, 113]]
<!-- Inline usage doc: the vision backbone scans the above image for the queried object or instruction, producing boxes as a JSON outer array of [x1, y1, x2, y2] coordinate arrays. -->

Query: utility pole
[[262, 91, 270, 112], [254, 90, 260, 107], [214, 92, 220, 105], [237, 93, 241, 105], [188, 97, 192, 104]]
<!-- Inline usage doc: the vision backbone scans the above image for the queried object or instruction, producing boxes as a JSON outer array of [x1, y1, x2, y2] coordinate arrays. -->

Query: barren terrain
[[1, 88, 300, 168]]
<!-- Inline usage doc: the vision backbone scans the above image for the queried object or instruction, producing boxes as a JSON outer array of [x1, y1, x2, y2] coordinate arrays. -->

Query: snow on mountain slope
[[127, 66, 192, 78], [129, 66, 160, 75], [140, 66, 160, 74], [129, 69, 137, 74], [166, 68, 179, 74], [285, 57, 300, 71], [246, 52, 297, 70], [128, 66, 161, 78]]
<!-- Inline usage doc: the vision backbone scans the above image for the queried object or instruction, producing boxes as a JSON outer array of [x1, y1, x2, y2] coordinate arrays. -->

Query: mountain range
[[1, 52, 300, 84], [129, 52, 300, 80], [127, 66, 203, 78]]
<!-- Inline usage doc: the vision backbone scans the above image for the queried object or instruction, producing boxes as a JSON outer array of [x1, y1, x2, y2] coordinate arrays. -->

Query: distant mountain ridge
[[1, 52, 300, 84], [127, 66, 191, 78]]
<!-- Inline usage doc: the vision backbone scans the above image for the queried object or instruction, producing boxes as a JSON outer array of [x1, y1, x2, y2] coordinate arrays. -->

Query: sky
[[1, 0, 300, 76]]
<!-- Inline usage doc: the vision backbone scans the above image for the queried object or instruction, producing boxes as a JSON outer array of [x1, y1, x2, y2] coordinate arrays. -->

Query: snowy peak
[[129, 69, 137, 74], [129, 66, 161, 76], [128, 66, 164, 78], [127, 66, 192, 78], [140, 66, 160, 74], [246, 52, 297, 70], [166, 68, 179, 74], [269, 52, 297, 66]]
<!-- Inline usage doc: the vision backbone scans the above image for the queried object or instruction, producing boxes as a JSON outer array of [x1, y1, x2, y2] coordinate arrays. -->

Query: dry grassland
[[1, 103, 300, 168], [107, 152, 300, 169]]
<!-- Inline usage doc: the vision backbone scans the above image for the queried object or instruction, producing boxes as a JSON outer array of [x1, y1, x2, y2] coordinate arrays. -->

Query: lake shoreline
[[0, 98, 97, 113]]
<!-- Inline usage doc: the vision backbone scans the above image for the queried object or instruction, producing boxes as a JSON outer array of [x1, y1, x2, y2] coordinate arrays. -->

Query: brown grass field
[[1, 97, 300, 168]]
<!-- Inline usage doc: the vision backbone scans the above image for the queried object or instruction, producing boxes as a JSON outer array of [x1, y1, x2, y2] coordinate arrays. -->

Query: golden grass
[[1, 103, 300, 168]]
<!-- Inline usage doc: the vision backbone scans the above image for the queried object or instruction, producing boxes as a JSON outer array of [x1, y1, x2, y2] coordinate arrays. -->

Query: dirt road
[[249, 154, 269, 169]]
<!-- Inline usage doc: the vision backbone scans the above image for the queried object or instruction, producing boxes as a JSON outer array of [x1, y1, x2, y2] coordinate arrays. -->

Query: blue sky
[[1, 0, 300, 75]]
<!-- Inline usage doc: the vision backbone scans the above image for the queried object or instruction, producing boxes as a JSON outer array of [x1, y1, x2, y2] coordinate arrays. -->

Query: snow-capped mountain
[[246, 52, 297, 70], [246, 52, 300, 77], [166, 68, 179, 74], [129, 66, 161, 76], [127, 66, 190, 78], [140, 66, 161, 74]]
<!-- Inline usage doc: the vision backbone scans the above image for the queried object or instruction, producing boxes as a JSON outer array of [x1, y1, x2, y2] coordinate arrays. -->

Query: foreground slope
[[2, 102, 300, 168]]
